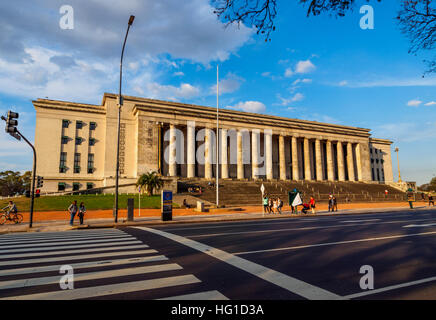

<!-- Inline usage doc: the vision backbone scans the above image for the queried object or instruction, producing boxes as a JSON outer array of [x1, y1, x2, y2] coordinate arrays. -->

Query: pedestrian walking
[[277, 197, 283, 214], [332, 196, 338, 212], [78, 202, 86, 225], [273, 198, 278, 214], [310, 196, 316, 214], [328, 195, 333, 212], [268, 198, 273, 214], [429, 195, 434, 207], [263, 195, 269, 213], [68, 200, 78, 226]]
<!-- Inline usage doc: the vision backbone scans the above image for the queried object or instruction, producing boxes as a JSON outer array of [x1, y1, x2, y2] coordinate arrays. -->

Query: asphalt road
[[0, 208, 435, 300]]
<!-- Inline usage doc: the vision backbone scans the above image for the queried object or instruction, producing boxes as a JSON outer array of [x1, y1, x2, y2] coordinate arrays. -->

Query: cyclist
[[3, 201, 18, 218]]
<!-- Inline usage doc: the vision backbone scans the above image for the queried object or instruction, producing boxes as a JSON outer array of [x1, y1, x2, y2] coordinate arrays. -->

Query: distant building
[[33, 93, 393, 193]]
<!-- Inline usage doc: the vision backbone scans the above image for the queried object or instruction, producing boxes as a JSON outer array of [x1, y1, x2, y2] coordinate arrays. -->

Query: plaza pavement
[[0, 201, 434, 234]]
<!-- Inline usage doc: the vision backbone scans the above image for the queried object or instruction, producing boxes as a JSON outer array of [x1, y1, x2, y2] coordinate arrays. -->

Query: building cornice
[[33, 99, 106, 115]]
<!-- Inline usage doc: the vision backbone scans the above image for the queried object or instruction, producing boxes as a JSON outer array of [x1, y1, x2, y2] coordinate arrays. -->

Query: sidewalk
[[1, 201, 434, 234]]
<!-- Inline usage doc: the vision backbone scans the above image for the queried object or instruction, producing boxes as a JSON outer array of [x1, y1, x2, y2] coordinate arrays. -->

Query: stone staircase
[[177, 178, 406, 207]]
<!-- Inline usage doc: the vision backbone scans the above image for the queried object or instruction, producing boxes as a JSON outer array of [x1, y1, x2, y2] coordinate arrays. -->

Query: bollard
[[127, 198, 134, 221]]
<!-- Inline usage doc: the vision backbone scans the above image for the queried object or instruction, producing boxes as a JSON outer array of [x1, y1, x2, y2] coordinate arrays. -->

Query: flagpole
[[216, 65, 219, 208]]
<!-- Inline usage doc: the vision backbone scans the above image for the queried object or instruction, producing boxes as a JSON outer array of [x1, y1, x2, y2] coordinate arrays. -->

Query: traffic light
[[35, 189, 40, 198], [5, 111, 18, 133], [36, 176, 44, 188]]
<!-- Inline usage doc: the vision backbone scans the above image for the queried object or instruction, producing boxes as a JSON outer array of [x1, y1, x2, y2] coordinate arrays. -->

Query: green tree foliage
[[0, 171, 30, 197], [136, 171, 164, 196]]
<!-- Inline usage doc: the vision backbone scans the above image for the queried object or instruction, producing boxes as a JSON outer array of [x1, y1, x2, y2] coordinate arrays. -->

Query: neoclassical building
[[33, 93, 393, 193]]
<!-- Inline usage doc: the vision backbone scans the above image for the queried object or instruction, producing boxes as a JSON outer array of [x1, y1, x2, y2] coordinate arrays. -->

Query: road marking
[[0, 234, 132, 245], [134, 226, 341, 300], [0, 263, 183, 290], [0, 244, 149, 260], [340, 219, 380, 223], [185, 218, 436, 238], [159, 290, 229, 300], [0, 230, 124, 241], [0, 255, 169, 277], [1, 274, 201, 300], [403, 223, 436, 228], [233, 231, 436, 255], [1, 237, 140, 249], [0, 240, 142, 254], [0, 249, 157, 267], [342, 275, 436, 299]]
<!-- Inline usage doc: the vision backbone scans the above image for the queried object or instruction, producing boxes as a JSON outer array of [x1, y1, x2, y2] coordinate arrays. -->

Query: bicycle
[[0, 209, 23, 225]]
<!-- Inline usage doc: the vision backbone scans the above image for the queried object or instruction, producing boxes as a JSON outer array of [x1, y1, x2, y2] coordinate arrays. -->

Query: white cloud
[[139, 82, 201, 101], [173, 71, 184, 77], [295, 60, 316, 74], [225, 101, 266, 113], [276, 93, 304, 106], [210, 72, 244, 94], [293, 78, 312, 85], [339, 80, 348, 86], [424, 101, 436, 106], [284, 68, 294, 77], [407, 99, 422, 107]]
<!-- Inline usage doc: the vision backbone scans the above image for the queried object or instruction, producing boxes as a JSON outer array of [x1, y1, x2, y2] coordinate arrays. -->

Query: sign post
[[161, 190, 173, 221], [138, 186, 141, 217]]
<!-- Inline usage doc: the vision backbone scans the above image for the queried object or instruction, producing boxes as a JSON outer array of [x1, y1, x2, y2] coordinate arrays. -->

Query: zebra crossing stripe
[[0, 234, 132, 245], [0, 230, 124, 239], [0, 263, 183, 290], [1, 275, 201, 300], [159, 290, 229, 300], [0, 249, 157, 267], [0, 237, 140, 249], [0, 244, 149, 260], [0, 240, 142, 254], [0, 255, 169, 277]]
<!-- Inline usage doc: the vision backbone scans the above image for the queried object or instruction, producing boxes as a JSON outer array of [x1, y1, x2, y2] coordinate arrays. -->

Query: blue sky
[[0, 0, 435, 185]]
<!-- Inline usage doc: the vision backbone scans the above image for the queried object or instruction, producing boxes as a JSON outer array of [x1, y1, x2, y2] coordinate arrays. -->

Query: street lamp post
[[395, 147, 402, 183], [114, 15, 135, 223]]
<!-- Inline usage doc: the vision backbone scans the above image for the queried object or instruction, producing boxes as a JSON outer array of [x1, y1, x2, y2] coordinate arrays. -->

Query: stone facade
[[33, 93, 394, 193]]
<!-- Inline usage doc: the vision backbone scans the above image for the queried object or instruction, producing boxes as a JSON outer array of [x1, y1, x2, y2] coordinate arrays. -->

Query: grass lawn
[[0, 194, 171, 212]]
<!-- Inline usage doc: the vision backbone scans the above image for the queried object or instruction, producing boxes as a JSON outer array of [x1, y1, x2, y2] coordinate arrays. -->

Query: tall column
[[326, 140, 334, 181], [265, 131, 273, 179], [347, 142, 355, 181], [168, 124, 177, 176], [292, 136, 299, 180], [221, 128, 228, 179], [186, 122, 195, 178], [237, 130, 244, 179], [355, 143, 363, 181], [204, 128, 212, 179], [315, 139, 322, 181], [252, 130, 260, 179], [304, 137, 311, 180], [279, 135, 286, 180], [337, 141, 345, 181]]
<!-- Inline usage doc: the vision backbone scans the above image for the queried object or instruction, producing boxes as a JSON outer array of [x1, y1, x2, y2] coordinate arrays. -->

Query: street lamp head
[[395, 147, 399, 152], [128, 15, 135, 25]]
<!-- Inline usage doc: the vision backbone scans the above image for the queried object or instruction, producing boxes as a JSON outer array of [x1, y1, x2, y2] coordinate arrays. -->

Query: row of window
[[58, 182, 94, 192], [61, 136, 96, 145], [371, 159, 384, 164], [63, 119, 97, 130], [59, 152, 94, 174]]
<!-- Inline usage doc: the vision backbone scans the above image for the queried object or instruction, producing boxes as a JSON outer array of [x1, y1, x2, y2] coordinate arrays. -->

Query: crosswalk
[[0, 228, 227, 300]]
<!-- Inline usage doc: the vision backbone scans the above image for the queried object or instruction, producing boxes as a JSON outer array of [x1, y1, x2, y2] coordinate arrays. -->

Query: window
[[58, 182, 66, 191], [76, 121, 83, 129], [74, 153, 80, 173], [87, 153, 94, 174], [75, 137, 83, 145], [87, 182, 93, 190], [59, 152, 67, 173], [73, 182, 80, 191], [62, 120, 69, 128], [61, 136, 69, 144], [90, 122, 97, 130], [89, 138, 96, 146]]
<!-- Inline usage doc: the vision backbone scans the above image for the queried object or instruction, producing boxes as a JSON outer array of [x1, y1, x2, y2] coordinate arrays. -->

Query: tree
[[212, 0, 435, 74], [136, 171, 164, 196], [418, 176, 436, 192], [0, 171, 29, 197]]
